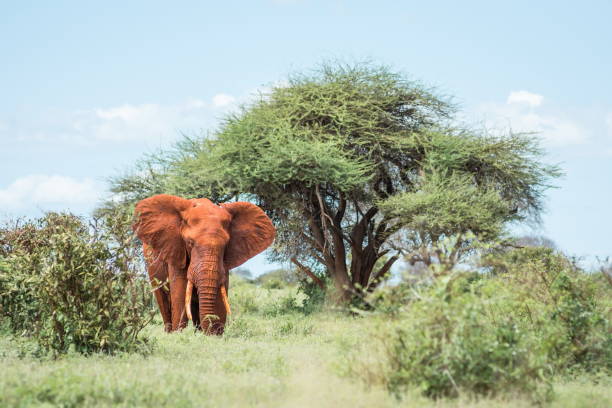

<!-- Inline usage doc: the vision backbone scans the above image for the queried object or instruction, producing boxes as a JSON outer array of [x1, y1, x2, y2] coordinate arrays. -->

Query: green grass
[[1, 284, 610, 407]]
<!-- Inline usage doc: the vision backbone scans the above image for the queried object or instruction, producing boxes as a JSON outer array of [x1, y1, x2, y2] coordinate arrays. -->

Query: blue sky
[[1, 1, 611, 273]]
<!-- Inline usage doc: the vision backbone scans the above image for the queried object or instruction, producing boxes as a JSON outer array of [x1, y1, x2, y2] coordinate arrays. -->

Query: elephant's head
[[133, 194, 275, 333]]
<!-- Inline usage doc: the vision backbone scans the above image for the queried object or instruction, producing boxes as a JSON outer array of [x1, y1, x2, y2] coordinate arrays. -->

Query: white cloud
[[85, 100, 218, 142], [0, 175, 102, 210], [0, 98, 226, 144], [95, 104, 159, 121], [507, 90, 544, 107], [186, 98, 207, 109], [212, 93, 236, 108], [473, 92, 587, 147]]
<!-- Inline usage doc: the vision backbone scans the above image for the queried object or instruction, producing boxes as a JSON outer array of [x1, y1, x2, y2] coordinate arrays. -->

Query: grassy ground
[[1, 283, 610, 407]]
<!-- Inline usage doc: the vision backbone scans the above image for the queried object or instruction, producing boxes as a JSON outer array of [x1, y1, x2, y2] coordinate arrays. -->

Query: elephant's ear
[[133, 194, 191, 268], [222, 202, 276, 270]]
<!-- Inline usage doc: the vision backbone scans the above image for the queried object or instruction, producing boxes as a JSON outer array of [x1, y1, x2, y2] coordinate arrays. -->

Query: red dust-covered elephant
[[133, 194, 275, 334]]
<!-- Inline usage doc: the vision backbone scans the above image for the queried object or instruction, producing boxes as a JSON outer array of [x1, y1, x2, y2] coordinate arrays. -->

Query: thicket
[[0, 212, 155, 356], [349, 246, 611, 402]]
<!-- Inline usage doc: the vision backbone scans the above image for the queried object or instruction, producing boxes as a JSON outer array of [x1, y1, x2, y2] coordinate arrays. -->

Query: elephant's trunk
[[198, 277, 220, 334], [191, 246, 225, 334]]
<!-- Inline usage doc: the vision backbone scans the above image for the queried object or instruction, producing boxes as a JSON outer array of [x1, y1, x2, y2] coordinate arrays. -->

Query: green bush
[[261, 292, 302, 317], [0, 212, 155, 355], [262, 278, 284, 290], [382, 277, 552, 401], [353, 248, 611, 402], [0, 255, 41, 335], [297, 276, 328, 315], [484, 247, 612, 372], [230, 281, 261, 315], [0, 213, 89, 336]]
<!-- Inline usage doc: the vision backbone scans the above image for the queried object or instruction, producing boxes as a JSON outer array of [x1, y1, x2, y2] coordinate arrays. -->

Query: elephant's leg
[[144, 244, 172, 332], [153, 287, 172, 332], [168, 264, 188, 331]]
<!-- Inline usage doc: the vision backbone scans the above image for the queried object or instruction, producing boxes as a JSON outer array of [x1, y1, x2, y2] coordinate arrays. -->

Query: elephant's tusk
[[185, 280, 193, 321], [220, 284, 231, 315]]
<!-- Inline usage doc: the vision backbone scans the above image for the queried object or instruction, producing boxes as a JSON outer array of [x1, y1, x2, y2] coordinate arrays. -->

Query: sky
[[1, 1, 611, 273]]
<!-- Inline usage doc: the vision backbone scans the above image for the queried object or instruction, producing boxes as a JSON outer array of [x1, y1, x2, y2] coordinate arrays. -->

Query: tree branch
[[367, 255, 400, 291], [291, 257, 325, 290]]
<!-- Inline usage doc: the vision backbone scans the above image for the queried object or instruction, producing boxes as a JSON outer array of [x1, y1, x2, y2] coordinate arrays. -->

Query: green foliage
[[0, 255, 41, 335], [229, 273, 328, 318], [384, 279, 552, 401], [0, 212, 155, 355], [483, 247, 612, 372], [0, 213, 90, 335], [380, 171, 510, 241], [1, 267, 611, 407], [350, 248, 611, 402], [297, 275, 328, 315]]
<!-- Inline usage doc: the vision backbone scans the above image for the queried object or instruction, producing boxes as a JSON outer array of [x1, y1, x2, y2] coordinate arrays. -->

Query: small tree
[[107, 62, 560, 302]]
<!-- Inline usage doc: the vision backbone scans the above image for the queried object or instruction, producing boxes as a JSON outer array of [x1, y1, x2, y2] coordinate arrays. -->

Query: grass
[[1, 284, 610, 407]]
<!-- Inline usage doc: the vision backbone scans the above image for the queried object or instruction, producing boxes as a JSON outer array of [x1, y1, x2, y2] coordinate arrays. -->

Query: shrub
[[0, 213, 89, 336], [262, 278, 284, 290], [297, 276, 328, 315], [381, 278, 552, 401], [0, 212, 155, 355], [230, 283, 261, 315], [351, 247, 611, 401], [485, 247, 612, 372], [0, 255, 41, 335], [262, 292, 302, 317]]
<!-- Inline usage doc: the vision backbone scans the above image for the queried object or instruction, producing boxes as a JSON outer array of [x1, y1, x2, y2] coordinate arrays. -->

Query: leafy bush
[[229, 272, 326, 317], [487, 247, 612, 372], [262, 292, 303, 317], [380, 277, 552, 401], [0, 255, 41, 335], [351, 247, 611, 401], [0, 212, 155, 355], [0, 213, 89, 336]]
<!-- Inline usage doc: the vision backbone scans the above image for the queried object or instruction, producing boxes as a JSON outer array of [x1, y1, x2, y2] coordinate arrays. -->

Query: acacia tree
[[107, 63, 560, 301]]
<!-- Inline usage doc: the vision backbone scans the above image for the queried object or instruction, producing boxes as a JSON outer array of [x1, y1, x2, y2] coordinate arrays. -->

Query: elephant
[[133, 194, 275, 334]]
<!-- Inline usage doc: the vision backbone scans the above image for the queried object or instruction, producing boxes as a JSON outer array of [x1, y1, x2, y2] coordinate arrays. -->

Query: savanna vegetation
[[0, 211, 154, 356], [1, 62, 610, 407], [105, 62, 560, 301], [1, 246, 610, 406]]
